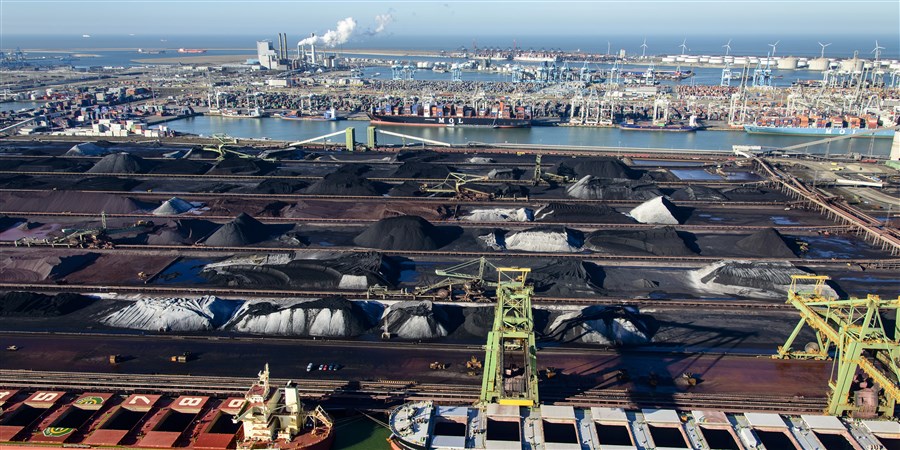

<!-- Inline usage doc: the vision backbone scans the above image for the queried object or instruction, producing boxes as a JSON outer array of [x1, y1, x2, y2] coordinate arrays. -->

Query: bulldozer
[[465, 356, 482, 376], [429, 361, 447, 370]]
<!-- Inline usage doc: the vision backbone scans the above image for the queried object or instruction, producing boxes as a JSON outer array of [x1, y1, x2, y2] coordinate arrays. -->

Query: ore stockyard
[[1, 8, 900, 450]]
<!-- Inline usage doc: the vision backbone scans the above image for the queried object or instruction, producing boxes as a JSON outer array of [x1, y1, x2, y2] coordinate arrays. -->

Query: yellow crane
[[774, 275, 900, 418]]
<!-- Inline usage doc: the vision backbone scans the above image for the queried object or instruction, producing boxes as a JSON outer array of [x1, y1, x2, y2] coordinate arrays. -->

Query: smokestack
[[310, 33, 317, 65]]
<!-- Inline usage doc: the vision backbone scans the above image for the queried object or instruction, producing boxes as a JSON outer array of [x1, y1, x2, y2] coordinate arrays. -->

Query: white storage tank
[[661, 56, 677, 63], [839, 58, 864, 72], [807, 58, 830, 71], [708, 57, 724, 64], [684, 57, 699, 64], [777, 57, 799, 69], [734, 57, 749, 65]]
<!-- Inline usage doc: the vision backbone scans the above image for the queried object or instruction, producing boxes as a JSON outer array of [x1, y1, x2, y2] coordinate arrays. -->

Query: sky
[[1, 0, 897, 55]]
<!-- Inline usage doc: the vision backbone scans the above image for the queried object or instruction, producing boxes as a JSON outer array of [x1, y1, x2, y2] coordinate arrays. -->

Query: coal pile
[[202, 213, 270, 246], [0, 175, 45, 189], [354, 215, 454, 250], [17, 157, 93, 172], [71, 177, 142, 191], [487, 168, 524, 180], [203, 253, 396, 290], [544, 305, 656, 346], [502, 227, 583, 252], [557, 157, 642, 180], [534, 203, 634, 224], [87, 152, 150, 174], [206, 157, 275, 175], [530, 259, 604, 295], [65, 141, 115, 156], [388, 181, 426, 196], [690, 260, 832, 299], [585, 227, 696, 256], [735, 228, 796, 258], [0, 191, 152, 214], [494, 183, 529, 199], [670, 185, 727, 202], [0, 215, 21, 231], [228, 297, 373, 337], [381, 300, 449, 339], [146, 219, 219, 245], [0, 292, 95, 317], [305, 165, 381, 196], [148, 159, 211, 175], [628, 196, 683, 224], [392, 161, 452, 178], [0, 253, 98, 282], [254, 179, 309, 194], [152, 197, 196, 216], [566, 176, 662, 200]]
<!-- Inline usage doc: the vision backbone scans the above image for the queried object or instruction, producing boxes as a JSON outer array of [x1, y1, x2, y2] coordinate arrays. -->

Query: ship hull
[[744, 125, 894, 138], [368, 113, 530, 128], [619, 122, 700, 132]]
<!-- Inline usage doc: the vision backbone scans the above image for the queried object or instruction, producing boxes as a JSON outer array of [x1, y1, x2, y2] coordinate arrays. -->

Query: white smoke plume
[[298, 17, 357, 48], [373, 13, 393, 34]]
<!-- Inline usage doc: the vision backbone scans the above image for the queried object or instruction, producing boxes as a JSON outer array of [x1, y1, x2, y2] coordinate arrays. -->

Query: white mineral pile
[[151, 197, 198, 216], [689, 260, 837, 299], [101, 296, 239, 332], [467, 157, 495, 163], [228, 297, 369, 337], [381, 301, 448, 339], [464, 208, 533, 222], [628, 196, 680, 225], [546, 306, 651, 345], [504, 229, 580, 252]]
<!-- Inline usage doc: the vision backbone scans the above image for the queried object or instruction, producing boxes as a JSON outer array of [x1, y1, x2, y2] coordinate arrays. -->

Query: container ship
[[0, 365, 334, 450], [387, 269, 899, 450], [744, 114, 896, 138], [177, 48, 207, 54], [368, 101, 532, 128]]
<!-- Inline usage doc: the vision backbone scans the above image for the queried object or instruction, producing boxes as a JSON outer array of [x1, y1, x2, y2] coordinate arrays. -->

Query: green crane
[[479, 267, 539, 407], [774, 275, 900, 418]]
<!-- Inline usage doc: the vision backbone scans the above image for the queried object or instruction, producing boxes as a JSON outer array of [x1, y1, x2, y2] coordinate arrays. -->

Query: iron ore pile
[[0, 140, 896, 353]]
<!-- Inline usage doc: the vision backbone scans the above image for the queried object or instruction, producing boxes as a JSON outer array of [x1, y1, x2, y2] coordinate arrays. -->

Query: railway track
[[0, 370, 825, 414], [0, 188, 792, 207], [0, 282, 796, 310], [5, 241, 896, 269], [0, 209, 846, 233]]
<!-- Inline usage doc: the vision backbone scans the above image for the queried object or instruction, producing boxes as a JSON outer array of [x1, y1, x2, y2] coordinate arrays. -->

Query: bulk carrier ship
[[387, 270, 900, 450], [0, 365, 334, 450], [368, 101, 532, 128]]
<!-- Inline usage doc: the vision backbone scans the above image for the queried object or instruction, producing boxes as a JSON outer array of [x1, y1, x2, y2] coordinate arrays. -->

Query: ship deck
[[0, 388, 323, 450], [389, 400, 900, 449]]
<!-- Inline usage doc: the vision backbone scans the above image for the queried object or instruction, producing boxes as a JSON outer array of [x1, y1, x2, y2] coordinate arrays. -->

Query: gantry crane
[[774, 275, 900, 418], [479, 267, 539, 407]]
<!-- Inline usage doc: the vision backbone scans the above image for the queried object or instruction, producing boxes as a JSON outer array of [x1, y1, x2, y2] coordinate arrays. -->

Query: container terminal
[[1, 35, 899, 450]]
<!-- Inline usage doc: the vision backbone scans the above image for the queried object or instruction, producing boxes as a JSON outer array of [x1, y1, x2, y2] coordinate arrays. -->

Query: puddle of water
[[153, 258, 214, 284], [769, 216, 799, 225], [670, 169, 722, 181]]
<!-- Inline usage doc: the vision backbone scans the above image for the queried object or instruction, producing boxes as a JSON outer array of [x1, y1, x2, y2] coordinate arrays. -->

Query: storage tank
[[839, 58, 864, 72], [777, 57, 799, 70], [661, 56, 677, 63], [684, 57, 699, 64], [708, 57, 724, 64], [807, 58, 830, 71], [734, 57, 748, 65]]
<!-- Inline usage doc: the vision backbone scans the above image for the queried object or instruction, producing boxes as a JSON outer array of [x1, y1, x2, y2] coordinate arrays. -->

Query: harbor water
[[166, 115, 893, 156]]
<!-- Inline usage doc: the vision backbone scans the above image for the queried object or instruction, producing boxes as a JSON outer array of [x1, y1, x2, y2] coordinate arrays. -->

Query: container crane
[[774, 275, 899, 419]]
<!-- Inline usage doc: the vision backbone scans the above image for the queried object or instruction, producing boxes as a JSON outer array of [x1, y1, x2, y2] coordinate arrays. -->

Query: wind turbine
[[768, 40, 780, 57], [817, 41, 831, 59], [679, 38, 688, 55], [722, 39, 732, 56], [871, 40, 884, 61], [640, 38, 648, 59]]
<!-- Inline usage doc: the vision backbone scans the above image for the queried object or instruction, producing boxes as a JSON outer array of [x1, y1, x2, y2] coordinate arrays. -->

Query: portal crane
[[479, 267, 539, 407], [774, 275, 900, 419]]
